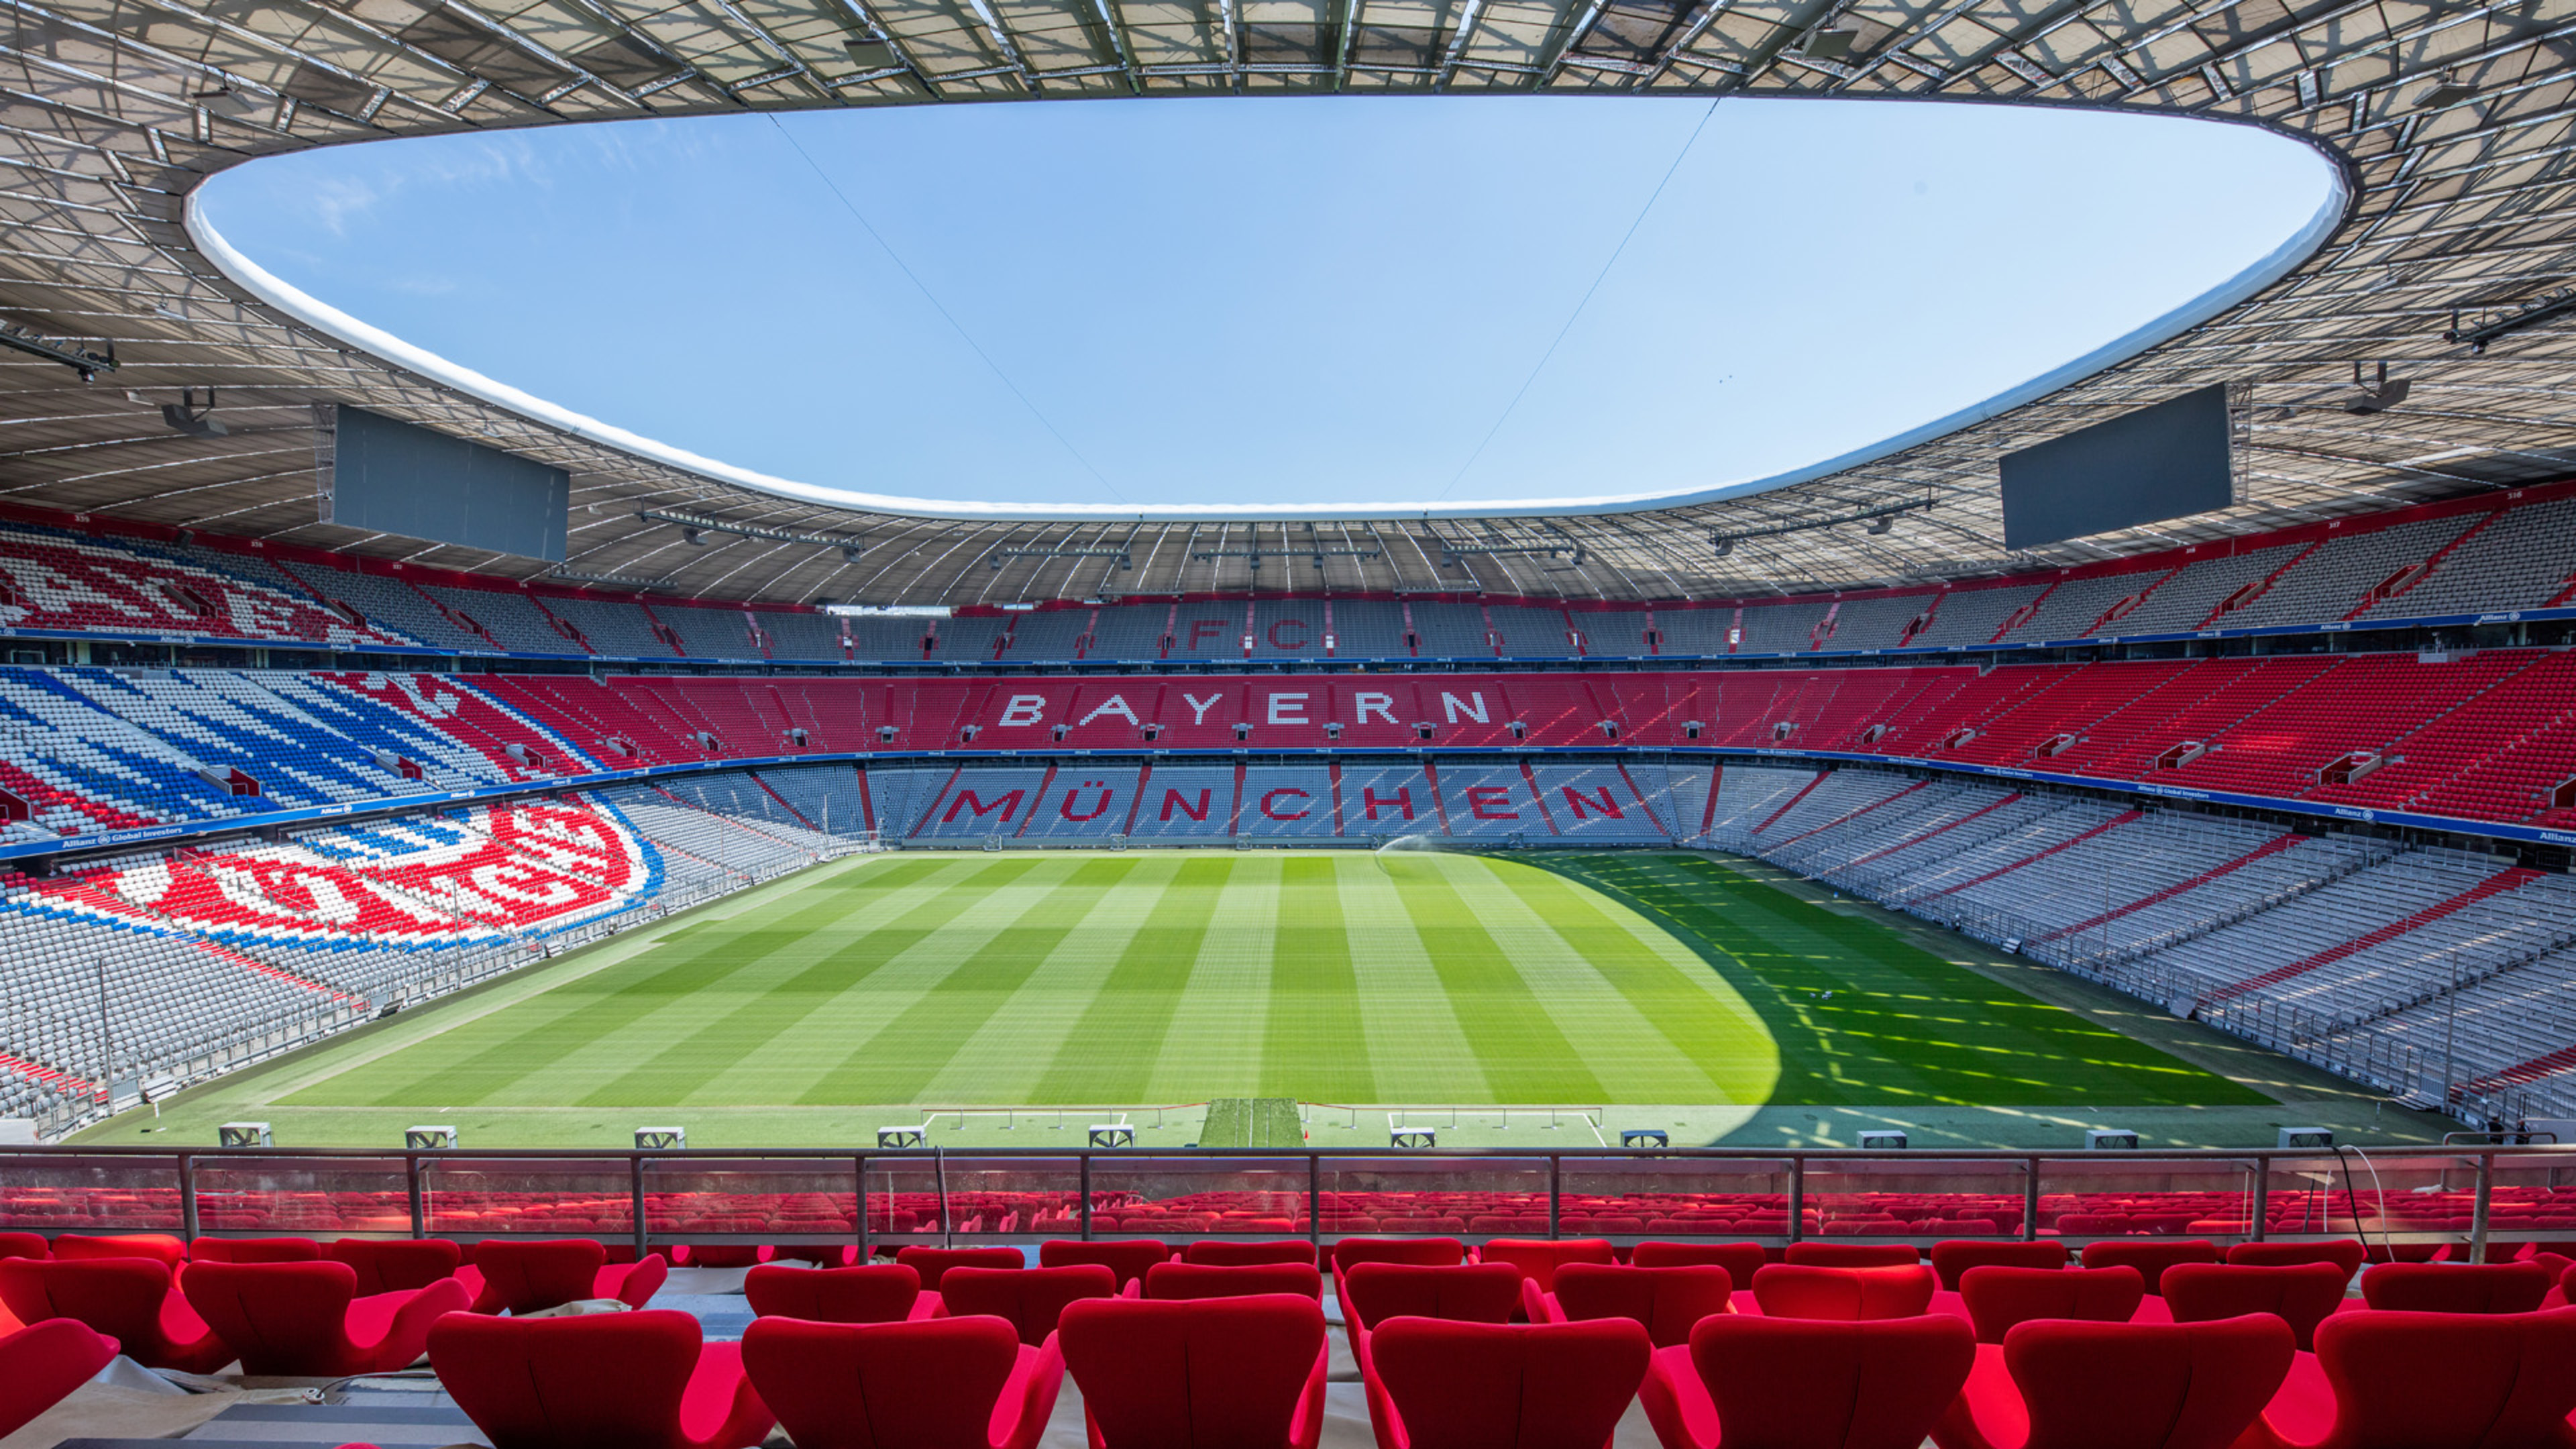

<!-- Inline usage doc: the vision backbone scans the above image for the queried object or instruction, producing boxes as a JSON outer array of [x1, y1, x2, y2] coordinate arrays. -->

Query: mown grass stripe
[[1260, 855, 1375, 1102], [1030, 857, 1234, 1102], [1381, 857, 1609, 1103]]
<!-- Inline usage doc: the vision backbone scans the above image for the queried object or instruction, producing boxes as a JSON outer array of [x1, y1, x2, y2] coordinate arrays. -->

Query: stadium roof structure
[[0, 0, 2568, 607]]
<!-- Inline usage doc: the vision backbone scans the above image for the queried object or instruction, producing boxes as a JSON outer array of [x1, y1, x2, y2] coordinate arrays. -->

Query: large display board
[[321, 405, 569, 561], [2000, 384, 2235, 550]]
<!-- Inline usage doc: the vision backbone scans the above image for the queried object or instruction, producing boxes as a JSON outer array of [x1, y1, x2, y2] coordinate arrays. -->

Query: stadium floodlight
[[0, 319, 116, 381], [2343, 361, 2412, 415], [551, 568, 678, 590], [2445, 289, 2576, 356], [989, 543, 1133, 570], [1709, 495, 1930, 554], [637, 508, 864, 559], [162, 388, 226, 437], [1428, 524, 1583, 570]]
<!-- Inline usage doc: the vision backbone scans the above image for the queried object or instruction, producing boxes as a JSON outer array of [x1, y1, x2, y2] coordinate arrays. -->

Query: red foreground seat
[[1786, 1244, 1920, 1268], [2225, 1241, 2364, 1277], [744, 1263, 928, 1324], [461, 1239, 667, 1314], [0, 1233, 48, 1263], [189, 1238, 321, 1265], [1342, 1263, 1523, 1338], [2241, 1309, 2576, 1449], [1749, 1264, 1937, 1321], [1040, 1240, 1171, 1292], [51, 1234, 187, 1268], [327, 1239, 464, 1294], [1931, 1241, 2069, 1292], [741, 1315, 1064, 1449], [1183, 1240, 1317, 1267], [1958, 1265, 2143, 1344], [1331, 1238, 1466, 1302], [179, 1260, 468, 1376], [1544, 1264, 1733, 1346], [940, 1265, 1118, 1345], [2357, 1261, 2552, 1313], [1477, 1238, 1615, 1301], [2161, 1263, 2347, 1351], [1142, 1261, 1323, 1301], [1640, 1313, 1976, 1449], [1931, 1315, 2294, 1449], [0, 1319, 119, 1439], [1370, 1318, 1650, 1449], [0, 1258, 230, 1373], [896, 1246, 1023, 1293], [2078, 1241, 2220, 1295], [1059, 1295, 1328, 1449], [428, 1308, 773, 1449], [1632, 1242, 1770, 1281]]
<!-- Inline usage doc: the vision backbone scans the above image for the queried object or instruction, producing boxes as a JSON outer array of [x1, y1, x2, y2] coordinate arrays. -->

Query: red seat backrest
[[1059, 1296, 1324, 1449], [0, 1234, 47, 1263], [940, 1265, 1118, 1345], [0, 1319, 120, 1441], [2224, 1240, 2365, 1277], [2161, 1263, 2347, 1352], [429, 1309, 704, 1449], [51, 1235, 186, 1268], [2004, 1316, 2294, 1449], [2078, 1240, 2220, 1295], [896, 1246, 1024, 1293], [1784, 1244, 1920, 1269], [1960, 1265, 2143, 1344], [2308, 1309, 2576, 1448], [2359, 1262, 2552, 1314], [744, 1264, 920, 1324], [1474, 1240, 1615, 1293], [1632, 1242, 1770, 1283], [1688, 1313, 1975, 1449], [1144, 1262, 1323, 1301], [189, 1238, 321, 1265], [1183, 1240, 1316, 1268], [1550, 1265, 1732, 1348], [1330, 1238, 1465, 1276], [471, 1239, 606, 1316], [178, 1261, 358, 1375], [0, 1258, 176, 1348], [741, 1315, 1020, 1449], [1341, 1263, 1523, 1334], [1372, 1319, 1650, 1449], [1929, 1240, 2068, 1291], [1749, 1265, 1937, 1322], [1038, 1240, 1171, 1291], [327, 1239, 462, 1295]]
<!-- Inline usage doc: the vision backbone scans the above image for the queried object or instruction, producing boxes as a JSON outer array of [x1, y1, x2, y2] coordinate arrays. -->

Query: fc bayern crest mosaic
[[17, 800, 660, 951]]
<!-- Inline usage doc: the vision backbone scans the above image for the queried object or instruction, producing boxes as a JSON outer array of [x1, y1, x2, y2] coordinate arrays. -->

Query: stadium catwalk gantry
[[0, 0, 2568, 605]]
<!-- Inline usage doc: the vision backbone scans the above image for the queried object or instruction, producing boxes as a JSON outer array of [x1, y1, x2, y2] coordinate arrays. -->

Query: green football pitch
[[88, 849, 2273, 1148]]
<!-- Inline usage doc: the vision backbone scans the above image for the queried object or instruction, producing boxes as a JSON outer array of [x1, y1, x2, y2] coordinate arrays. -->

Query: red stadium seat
[[938, 1265, 1118, 1345], [2225, 1240, 2365, 1277], [1786, 1243, 1921, 1268], [1058, 1295, 1328, 1449], [1633, 1242, 1771, 1281], [2357, 1261, 2552, 1313], [1935, 1315, 2294, 1449], [178, 1260, 468, 1376], [462, 1239, 667, 1314], [1476, 1238, 1615, 1294], [189, 1238, 322, 1265], [2078, 1240, 2220, 1295], [1544, 1264, 1733, 1346], [1142, 1260, 1323, 1301], [1183, 1240, 1316, 1267], [51, 1234, 187, 1268], [1958, 1265, 2143, 1344], [1331, 1238, 1466, 1302], [0, 1319, 119, 1440], [0, 1257, 231, 1373], [1640, 1313, 1976, 1449], [1038, 1239, 1171, 1291], [1369, 1318, 1651, 1449], [327, 1239, 464, 1295], [2243, 1309, 2576, 1449], [740, 1315, 1063, 1449], [2161, 1263, 2347, 1351], [896, 1245, 1023, 1292], [429, 1309, 773, 1449], [743, 1263, 926, 1324], [1340, 1262, 1523, 1335], [1931, 1240, 2069, 1291], [1749, 1264, 1937, 1321], [0, 1234, 48, 1263]]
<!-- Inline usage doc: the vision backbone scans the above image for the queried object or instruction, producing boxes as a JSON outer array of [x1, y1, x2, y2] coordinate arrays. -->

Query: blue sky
[[199, 97, 2338, 511]]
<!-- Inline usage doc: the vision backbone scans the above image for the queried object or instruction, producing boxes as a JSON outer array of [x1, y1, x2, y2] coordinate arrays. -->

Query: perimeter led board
[[321, 405, 568, 561], [1999, 384, 2235, 550]]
